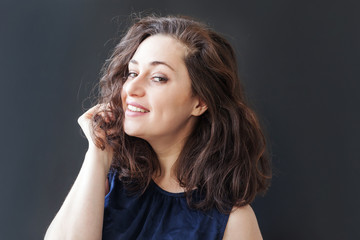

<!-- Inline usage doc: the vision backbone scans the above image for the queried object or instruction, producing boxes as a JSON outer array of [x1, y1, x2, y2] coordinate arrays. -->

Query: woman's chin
[[124, 129, 145, 140]]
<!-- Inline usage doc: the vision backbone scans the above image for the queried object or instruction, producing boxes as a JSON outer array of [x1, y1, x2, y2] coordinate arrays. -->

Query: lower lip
[[125, 109, 149, 117]]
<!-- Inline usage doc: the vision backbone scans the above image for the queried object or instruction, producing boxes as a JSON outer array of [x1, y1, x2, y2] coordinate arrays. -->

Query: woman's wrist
[[86, 145, 113, 173]]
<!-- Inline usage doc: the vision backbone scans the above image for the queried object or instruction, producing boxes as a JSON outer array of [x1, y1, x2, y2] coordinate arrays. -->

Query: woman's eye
[[127, 72, 138, 79], [152, 76, 168, 82]]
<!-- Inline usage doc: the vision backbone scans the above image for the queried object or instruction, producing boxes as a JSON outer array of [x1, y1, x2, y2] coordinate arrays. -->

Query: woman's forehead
[[131, 35, 187, 67]]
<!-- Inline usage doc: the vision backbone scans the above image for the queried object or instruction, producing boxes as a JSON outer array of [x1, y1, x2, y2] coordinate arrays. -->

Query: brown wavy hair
[[92, 15, 271, 213]]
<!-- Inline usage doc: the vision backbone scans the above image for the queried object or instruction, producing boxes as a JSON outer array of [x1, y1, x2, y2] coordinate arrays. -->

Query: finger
[[84, 104, 102, 120], [78, 105, 99, 122]]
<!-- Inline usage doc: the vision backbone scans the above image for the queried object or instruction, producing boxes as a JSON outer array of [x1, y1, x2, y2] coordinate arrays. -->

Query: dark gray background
[[1, 0, 359, 239]]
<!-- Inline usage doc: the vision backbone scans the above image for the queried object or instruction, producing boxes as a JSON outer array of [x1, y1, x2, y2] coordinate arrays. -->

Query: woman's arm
[[44, 105, 113, 240], [222, 205, 263, 240]]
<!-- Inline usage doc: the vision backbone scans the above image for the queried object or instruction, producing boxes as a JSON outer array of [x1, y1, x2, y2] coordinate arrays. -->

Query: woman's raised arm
[[44, 105, 113, 240]]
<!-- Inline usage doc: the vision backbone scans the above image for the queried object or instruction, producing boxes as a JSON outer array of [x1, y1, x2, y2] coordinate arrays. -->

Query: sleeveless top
[[102, 170, 230, 240]]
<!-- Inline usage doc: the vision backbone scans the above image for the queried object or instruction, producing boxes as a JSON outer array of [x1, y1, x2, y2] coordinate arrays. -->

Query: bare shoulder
[[222, 205, 263, 240]]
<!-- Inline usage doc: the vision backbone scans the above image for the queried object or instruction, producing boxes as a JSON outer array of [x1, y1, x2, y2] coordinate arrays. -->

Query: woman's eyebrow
[[129, 59, 175, 72]]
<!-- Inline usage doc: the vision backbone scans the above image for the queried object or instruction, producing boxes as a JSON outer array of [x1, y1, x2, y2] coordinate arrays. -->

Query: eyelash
[[127, 72, 168, 83], [152, 76, 168, 82], [127, 72, 138, 79]]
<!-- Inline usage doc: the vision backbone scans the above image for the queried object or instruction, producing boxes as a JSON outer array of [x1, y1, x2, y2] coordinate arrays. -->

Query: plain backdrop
[[1, 0, 359, 239]]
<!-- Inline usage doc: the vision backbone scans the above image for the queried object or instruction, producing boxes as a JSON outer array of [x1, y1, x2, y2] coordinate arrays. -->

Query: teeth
[[128, 105, 148, 113]]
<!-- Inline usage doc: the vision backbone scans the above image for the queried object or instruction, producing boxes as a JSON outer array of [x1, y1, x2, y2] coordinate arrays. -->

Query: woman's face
[[121, 34, 204, 146]]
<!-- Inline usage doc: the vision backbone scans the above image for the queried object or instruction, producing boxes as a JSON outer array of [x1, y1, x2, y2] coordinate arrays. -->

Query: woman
[[45, 15, 271, 239]]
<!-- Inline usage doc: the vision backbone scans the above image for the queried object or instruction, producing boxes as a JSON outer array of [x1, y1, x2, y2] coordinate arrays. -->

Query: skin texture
[[223, 205, 263, 240]]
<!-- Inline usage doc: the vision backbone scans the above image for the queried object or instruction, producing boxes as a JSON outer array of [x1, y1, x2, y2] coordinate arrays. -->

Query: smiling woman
[[45, 15, 271, 240], [122, 35, 203, 147]]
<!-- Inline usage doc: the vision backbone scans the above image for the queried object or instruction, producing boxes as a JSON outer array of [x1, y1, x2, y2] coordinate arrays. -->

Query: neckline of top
[[150, 179, 187, 198]]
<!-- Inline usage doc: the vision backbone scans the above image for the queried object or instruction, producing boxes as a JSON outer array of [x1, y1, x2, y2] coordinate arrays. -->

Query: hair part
[[92, 15, 271, 213]]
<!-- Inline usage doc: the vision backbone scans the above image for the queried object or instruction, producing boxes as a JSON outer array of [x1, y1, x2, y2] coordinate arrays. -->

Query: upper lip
[[126, 101, 150, 112]]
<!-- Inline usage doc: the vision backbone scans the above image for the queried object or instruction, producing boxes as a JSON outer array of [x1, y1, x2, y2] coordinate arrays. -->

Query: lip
[[126, 101, 150, 112]]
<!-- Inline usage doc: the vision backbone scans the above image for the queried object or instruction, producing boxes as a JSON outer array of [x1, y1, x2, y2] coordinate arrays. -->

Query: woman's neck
[[149, 137, 187, 193]]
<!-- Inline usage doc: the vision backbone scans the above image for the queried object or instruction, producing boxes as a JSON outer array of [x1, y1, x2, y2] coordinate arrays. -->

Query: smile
[[127, 104, 149, 113]]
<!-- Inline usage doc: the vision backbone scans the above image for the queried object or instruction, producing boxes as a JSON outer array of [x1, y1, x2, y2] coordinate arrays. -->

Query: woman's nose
[[124, 75, 146, 97]]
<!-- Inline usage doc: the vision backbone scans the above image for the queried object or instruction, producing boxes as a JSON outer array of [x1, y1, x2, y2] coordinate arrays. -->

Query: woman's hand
[[77, 104, 114, 169]]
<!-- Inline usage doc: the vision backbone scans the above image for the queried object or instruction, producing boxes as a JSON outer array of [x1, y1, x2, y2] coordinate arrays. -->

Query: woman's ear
[[192, 98, 208, 116]]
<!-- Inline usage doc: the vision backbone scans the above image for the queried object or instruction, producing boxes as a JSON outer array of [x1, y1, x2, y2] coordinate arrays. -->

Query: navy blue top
[[102, 170, 230, 239]]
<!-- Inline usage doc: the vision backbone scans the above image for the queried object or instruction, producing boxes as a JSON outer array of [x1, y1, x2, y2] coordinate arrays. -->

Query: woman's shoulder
[[222, 205, 263, 240]]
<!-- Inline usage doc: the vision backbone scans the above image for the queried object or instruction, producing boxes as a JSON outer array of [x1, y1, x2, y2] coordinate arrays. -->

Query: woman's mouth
[[127, 104, 149, 113], [125, 102, 150, 116]]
